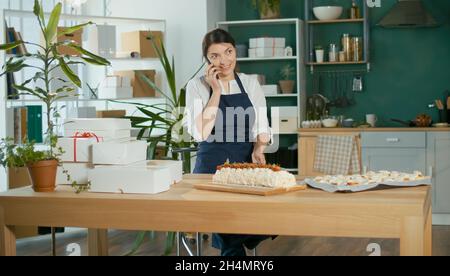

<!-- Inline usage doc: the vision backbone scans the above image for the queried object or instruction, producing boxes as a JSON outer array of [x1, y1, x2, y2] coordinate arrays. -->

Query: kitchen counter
[[298, 127, 450, 133]]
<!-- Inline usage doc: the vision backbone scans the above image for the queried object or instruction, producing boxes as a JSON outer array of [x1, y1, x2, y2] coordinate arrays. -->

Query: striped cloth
[[314, 135, 361, 175]]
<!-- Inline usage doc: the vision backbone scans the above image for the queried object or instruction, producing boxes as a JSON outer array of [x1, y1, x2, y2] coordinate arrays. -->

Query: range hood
[[378, 0, 439, 28]]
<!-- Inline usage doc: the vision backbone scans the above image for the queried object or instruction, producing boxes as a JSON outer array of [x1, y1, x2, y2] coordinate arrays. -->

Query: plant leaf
[[66, 43, 111, 66], [80, 57, 108, 66], [164, 232, 176, 256], [57, 58, 81, 88], [0, 41, 23, 51], [137, 107, 172, 125], [58, 22, 93, 37], [136, 72, 175, 107], [45, 3, 62, 42], [124, 231, 147, 256]]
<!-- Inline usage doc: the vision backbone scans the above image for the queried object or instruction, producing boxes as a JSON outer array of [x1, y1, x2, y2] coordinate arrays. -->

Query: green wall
[[226, 0, 450, 126]]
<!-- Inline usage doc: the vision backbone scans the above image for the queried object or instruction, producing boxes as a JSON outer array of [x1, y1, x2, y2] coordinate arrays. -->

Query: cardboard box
[[262, 85, 279, 96], [88, 165, 171, 194], [57, 135, 104, 163], [249, 47, 285, 58], [271, 107, 298, 134], [57, 162, 93, 185], [92, 140, 147, 165], [96, 110, 126, 118], [115, 70, 157, 98], [129, 160, 183, 184], [83, 24, 116, 58], [57, 27, 83, 57], [249, 37, 285, 49], [64, 118, 132, 140], [98, 87, 133, 99], [121, 31, 164, 58]]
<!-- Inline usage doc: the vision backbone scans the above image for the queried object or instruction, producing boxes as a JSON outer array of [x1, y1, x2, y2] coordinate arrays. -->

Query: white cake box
[[57, 162, 93, 185], [261, 85, 279, 96], [57, 134, 104, 163], [271, 107, 299, 134], [249, 37, 285, 48], [88, 165, 171, 194], [104, 75, 131, 88], [98, 87, 133, 99], [92, 140, 147, 165], [64, 118, 131, 140], [249, 47, 285, 58], [83, 25, 117, 58], [129, 160, 183, 184]]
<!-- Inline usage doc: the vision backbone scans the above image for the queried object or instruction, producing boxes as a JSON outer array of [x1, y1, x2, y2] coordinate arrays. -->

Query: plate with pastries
[[305, 171, 431, 193]]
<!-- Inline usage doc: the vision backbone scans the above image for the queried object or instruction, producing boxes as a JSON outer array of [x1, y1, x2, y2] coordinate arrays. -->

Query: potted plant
[[279, 64, 296, 94], [252, 0, 281, 20], [115, 34, 202, 256], [0, 0, 110, 192], [315, 45, 325, 63]]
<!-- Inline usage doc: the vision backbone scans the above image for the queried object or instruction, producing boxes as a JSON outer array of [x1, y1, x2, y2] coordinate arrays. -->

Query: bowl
[[313, 6, 343, 21], [322, 116, 339, 128], [342, 119, 355, 128]]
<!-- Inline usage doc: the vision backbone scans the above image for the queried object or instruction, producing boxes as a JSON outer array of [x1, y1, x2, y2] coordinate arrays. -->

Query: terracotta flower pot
[[279, 80, 295, 94], [28, 160, 58, 193]]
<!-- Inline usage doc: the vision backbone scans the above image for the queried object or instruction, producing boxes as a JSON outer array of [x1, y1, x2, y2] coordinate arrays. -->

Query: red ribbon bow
[[71, 132, 102, 162]]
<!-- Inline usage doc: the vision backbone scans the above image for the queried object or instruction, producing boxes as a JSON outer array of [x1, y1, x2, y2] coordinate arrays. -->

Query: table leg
[[88, 229, 108, 256], [0, 209, 16, 256], [400, 216, 426, 256], [424, 207, 432, 256]]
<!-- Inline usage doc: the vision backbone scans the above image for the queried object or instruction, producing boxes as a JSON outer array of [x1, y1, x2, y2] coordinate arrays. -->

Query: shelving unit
[[217, 18, 306, 174], [0, 9, 167, 187], [304, 0, 370, 73]]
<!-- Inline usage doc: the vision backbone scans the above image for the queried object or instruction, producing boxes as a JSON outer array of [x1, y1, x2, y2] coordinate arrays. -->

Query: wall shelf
[[307, 18, 364, 24]]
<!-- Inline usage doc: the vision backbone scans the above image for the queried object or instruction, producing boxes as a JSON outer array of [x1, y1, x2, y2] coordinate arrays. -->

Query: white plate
[[304, 177, 432, 193]]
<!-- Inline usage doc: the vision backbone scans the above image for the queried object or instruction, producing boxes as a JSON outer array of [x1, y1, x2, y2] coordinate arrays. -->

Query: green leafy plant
[[280, 64, 295, 80], [115, 33, 202, 256], [0, 1, 110, 188], [252, 0, 281, 18]]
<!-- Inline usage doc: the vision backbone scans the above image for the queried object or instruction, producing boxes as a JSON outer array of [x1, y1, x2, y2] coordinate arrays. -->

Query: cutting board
[[194, 182, 307, 196]]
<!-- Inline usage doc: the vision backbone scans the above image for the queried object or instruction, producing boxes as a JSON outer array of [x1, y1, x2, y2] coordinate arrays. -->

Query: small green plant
[[252, 0, 281, 18], [280, 64, 295, 80], [314, 45, 323, 50]]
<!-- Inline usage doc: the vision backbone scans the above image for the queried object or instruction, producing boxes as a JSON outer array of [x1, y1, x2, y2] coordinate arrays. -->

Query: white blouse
[[184, 73, 272, 143]]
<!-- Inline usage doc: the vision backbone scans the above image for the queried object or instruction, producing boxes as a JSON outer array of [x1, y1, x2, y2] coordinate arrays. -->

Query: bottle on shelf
[[350, 0, 361, 19]]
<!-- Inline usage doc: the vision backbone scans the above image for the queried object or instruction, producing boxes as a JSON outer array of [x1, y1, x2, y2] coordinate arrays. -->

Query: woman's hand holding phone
[[205, 63, 222, 94]]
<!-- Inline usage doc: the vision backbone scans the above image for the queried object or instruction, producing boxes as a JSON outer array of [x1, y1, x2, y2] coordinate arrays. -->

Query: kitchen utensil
[[391, 114, 432, 128], [433, 123, 449, 128], [391, 118, 415, 127], [342, 119, 355, 128], [447, 96, 450, 110], [321, 116, 339, 128], [352, 75, 363, 92], [436, 100, 444, 110]]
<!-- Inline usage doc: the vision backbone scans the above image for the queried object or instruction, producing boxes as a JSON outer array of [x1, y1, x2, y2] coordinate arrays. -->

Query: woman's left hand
[[252, 147, 266, 165]]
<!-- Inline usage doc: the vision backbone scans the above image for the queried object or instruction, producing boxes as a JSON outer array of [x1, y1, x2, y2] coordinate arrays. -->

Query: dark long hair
[[202, 29, 236, 60]]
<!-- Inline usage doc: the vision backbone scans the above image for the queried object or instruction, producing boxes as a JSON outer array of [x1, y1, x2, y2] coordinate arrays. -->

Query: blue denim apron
[[193, 73, 270, 256]]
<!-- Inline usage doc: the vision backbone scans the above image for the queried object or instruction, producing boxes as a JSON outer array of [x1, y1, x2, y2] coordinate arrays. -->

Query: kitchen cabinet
[[361, 132, 427, 173], [427, 132, 450, 214]]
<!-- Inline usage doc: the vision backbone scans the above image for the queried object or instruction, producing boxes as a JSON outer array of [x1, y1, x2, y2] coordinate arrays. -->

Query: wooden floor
[[15, 226, 450, 256]]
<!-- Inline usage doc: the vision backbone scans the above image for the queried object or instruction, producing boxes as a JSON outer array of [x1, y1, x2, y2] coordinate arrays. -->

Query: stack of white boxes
[[98, 75, 133, 99], [249, 37, 286, 58], [56, 118, 183, 194]]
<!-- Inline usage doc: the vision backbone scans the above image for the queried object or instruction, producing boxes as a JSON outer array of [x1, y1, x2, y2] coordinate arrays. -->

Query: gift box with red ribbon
[[57, 132, 104, 163]]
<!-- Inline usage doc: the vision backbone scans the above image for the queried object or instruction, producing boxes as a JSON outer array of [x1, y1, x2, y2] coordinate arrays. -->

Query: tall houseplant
[[0, 0, 110, 192], [252, 0, 281, 19], [116, 34, 202, 255]]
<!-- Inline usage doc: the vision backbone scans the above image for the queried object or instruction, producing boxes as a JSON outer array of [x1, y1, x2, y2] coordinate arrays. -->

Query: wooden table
[[0, 174, 432, 256]]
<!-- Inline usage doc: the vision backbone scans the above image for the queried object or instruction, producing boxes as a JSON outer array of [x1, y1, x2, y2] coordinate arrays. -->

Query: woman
[[185, 29, 272, 256]]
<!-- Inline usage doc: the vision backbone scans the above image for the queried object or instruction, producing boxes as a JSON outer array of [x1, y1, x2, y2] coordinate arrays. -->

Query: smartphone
[[206, 59, 220, 80]]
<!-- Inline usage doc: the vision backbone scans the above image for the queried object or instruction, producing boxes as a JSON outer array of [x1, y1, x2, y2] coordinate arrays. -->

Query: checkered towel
[[314, 135, 361, 175]]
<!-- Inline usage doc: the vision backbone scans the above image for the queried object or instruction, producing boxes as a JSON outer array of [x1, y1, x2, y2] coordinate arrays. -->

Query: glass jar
[[352, 37, 363, 62], [328, 44, 338, 62], [341, 34, 352, 62]]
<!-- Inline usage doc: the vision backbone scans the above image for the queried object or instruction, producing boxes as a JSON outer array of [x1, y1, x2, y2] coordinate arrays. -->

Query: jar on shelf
[[341, 34, 352, 62], [352, 37, 363, 62], [328, 44, 338, 62]]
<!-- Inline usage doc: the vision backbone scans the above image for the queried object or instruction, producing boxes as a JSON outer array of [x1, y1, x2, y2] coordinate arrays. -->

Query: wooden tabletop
[[0, 174, 432, 256]]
